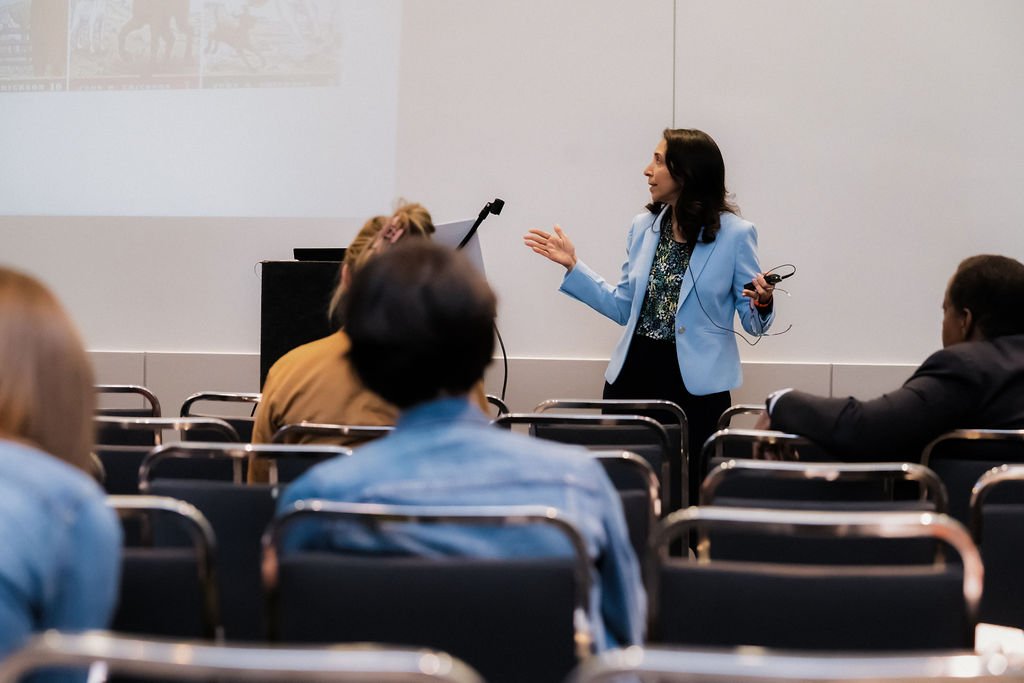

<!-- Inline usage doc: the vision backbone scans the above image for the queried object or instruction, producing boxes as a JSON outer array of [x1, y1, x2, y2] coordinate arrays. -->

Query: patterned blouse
[[636, 217, 692, 341]]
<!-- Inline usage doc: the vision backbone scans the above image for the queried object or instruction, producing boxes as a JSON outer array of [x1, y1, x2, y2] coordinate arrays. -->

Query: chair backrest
[[698, 460, 949, 564], [96, 416, 242, 447], [265, 501, 592, 683], [536, 398, 688, 502], [494, 412, 679, 513], [95, 418, 244, 494], [144, 477, 281, 641], [590, 450, 660, 569], [566, 647, 1014, 683], [923, 429, 1024, 524], [106, 495, 222, 641], [0, 631, 485, 683], [95, 384, 162, 445], [969, 464, 1024, 629], [180, 391, 261, 442], [271, 421, 394, 446], [648, 506, 982, 651], [715, 403, 765, 430], [140, 442, 350, 486], [710, 411, 833, 459], [702, 459, 948, 509]]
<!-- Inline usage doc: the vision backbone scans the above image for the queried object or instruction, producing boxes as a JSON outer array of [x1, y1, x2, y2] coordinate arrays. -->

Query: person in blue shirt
[[276, 241, 646, 649], [0, 267, 122, 663]]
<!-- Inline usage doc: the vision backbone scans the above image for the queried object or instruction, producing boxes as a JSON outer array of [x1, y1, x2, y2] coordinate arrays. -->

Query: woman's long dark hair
[[646, 128, 739, 244]]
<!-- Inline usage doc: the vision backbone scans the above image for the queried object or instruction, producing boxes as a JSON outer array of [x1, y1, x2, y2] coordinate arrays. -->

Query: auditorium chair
[[270, 421, 394, 446], [138, 442, 350, 640], [95, 384, 163, 445], [923, 428, 1024, 524], [648, 506, 982, 651], [0, 631, 484, 683], [495, 412, 677, 513], [566, 647, 1016, 683], [180, 391, 261, 442], [970, 464, 1024, 629], [697, 459, 948, 564], [94, 417, 241, 495], [106, 495, 221, 641], [591, 450, 661, 571], [535, 398, 688, 505], [265, 501, 593, 683]]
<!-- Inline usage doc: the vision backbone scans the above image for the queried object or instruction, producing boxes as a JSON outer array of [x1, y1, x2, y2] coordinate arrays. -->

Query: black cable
[[687, 254, 795, 346], [494, 322, 509, 401]]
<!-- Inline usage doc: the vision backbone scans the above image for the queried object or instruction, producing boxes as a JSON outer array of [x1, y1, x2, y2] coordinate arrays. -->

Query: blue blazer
[[560, 207, 773, 396]]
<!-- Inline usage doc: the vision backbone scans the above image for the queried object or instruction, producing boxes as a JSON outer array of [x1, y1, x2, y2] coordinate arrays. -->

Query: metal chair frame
[[271, 421, 394, 445], [537, 400, 686, 504], [591, 449, 662, 519], [486, 394, 510, 417], [95, 416, 240, 446], [700, 459, 948, 512], [923, 429, 1024, 467], [566, 646, 1013, 682], [648, 506, 984, 632], [699, 428, 811, 479], [716, 403, 765, 430], [0, 631, 485, 683], [969, 463, 1024, 543], [494, 412, 677, 511], [95, 384, 162, 417], [106, 495, 223, 641], [139, 441, 351, 487], [180, 391, 262, 417], [265, 501, 595, 660]]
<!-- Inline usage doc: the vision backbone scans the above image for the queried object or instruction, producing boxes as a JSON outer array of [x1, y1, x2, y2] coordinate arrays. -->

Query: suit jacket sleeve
[[559, 218, 642, 326], [770, 347, 980, 459]]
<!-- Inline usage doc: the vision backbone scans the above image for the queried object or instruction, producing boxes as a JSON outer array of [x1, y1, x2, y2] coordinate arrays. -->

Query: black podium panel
[[260, 260, 343, 387]]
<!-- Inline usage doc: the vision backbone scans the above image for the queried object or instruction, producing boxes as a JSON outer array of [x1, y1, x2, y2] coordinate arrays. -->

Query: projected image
[[203, 0, 342, 88], [0, 0, 68, 91], [0, 0, 342, 91], [69, 0, 201, 89]]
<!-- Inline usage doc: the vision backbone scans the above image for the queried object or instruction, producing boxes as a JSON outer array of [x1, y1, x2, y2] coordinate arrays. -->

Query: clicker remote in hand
[[742, 273, 782, 291]]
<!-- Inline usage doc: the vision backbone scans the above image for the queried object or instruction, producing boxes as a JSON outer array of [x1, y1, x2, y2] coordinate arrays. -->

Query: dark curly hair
[[344, 241, 496, 409], [646, 128, 739, 244]]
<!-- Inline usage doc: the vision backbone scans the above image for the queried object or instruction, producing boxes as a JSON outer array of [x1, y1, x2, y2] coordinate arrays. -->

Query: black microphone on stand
[[457, 198, 504, 250]]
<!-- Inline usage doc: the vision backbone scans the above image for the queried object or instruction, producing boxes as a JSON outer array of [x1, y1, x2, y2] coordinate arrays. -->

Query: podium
[[259, 259, 343, 387]]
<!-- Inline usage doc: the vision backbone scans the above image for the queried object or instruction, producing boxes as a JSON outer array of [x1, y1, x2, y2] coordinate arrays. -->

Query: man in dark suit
[[761, 254, 1024, 460]]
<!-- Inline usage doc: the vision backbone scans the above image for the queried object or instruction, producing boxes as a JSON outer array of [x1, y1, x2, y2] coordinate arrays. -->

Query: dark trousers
[[604, 334, 731, 505]]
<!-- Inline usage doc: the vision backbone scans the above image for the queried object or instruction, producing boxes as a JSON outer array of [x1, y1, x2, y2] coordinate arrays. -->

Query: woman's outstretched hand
[[523, 225, 577, 271]]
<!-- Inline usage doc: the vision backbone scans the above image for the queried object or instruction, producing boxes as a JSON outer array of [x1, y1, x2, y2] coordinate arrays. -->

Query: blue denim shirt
[[278, 397, 646, 649], [0, 439, 122, 662]]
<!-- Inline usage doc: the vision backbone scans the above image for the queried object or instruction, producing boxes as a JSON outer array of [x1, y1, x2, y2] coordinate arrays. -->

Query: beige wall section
[[146, 353, 261, 419], [91, 351, 147, 411], [831, 364, 917, 401]]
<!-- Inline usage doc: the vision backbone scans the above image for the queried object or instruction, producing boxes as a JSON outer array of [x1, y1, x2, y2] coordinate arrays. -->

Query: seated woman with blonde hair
[[251, 203, 490, 475], [0, 267, 122, 660]]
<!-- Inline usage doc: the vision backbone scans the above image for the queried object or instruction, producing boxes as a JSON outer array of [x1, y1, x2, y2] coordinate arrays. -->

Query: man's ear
[[962, 308, 976, 340]]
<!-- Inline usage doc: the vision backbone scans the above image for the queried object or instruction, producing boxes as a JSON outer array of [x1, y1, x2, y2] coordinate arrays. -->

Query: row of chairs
[[108, 491, 991, 682], [9, 632, 1024, 683], [97, 388, 1024, 629], [92, 389, 1024, 671]]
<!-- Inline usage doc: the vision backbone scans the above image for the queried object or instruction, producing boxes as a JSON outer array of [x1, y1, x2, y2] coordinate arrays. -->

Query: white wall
[[3, 0, 1023, 405]]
